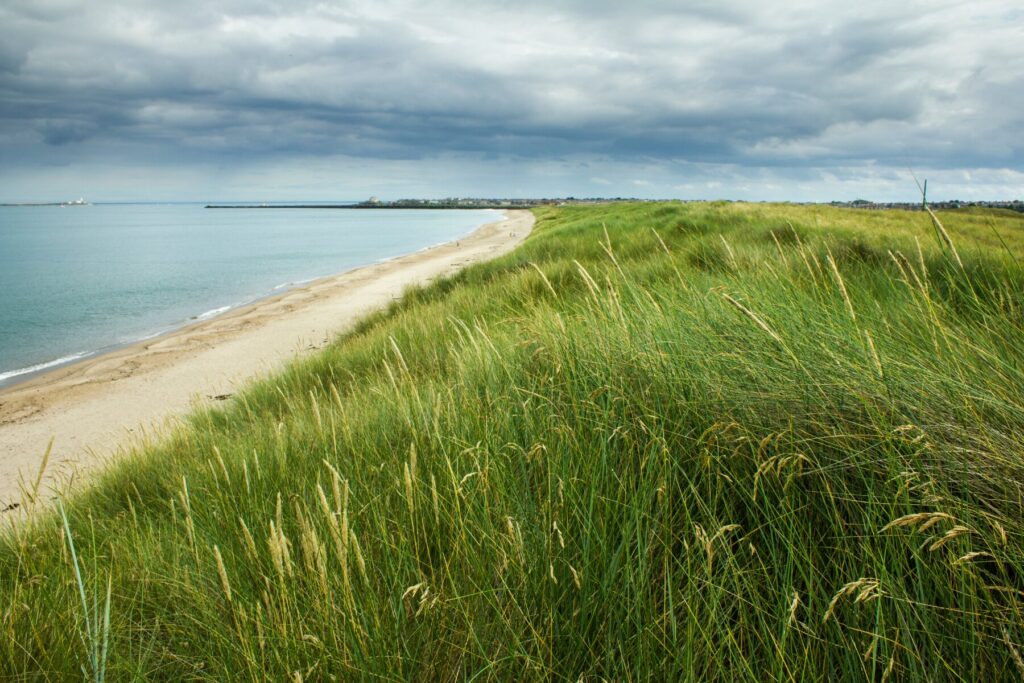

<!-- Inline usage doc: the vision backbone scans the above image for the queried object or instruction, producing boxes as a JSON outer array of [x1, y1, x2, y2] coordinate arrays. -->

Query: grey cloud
[[37, 119, 97, 145], [0, 0, 1021, 199]]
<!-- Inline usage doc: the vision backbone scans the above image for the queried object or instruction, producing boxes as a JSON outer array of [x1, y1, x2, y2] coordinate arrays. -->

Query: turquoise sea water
[[0, 204, 500, 387]]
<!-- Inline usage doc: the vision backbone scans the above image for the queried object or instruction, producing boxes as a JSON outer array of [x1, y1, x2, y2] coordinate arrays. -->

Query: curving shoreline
[[0, 209, 534, 508]]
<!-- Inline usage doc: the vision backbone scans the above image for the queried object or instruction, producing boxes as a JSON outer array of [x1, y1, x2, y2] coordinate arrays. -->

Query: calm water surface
[[0, 204, 500, 386]]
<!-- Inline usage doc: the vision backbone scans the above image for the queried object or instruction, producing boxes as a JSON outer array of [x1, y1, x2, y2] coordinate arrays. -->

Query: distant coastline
[[1, 198, 89, 207], [206, 198, 561, 210], [205, 196, 1024, 212]]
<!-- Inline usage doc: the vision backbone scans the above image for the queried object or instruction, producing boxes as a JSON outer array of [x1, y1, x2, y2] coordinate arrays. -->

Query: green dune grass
[[3, 202, 1024, 681]]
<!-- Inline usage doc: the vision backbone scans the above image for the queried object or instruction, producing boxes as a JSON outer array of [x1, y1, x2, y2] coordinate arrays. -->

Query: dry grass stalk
[[568, 563, 582, 589], [401, 585, 425, 618], [403, 462, 415, 521], [721, 293, 783, 344], [268, 522, 285, 584], [267, 521, 293, 583], [506, 517, 525, 566], [989, 519, 1008, 546], [275, 492, 284, 533], [430, 474, 440, 528], [825, 249, 856, 322], [529, 262, 558, 297], [693, 524, 738, 574], [769, 229, 787, 263], [350, 530, 367, 582], [753, 453, 809, 499], [178, 476, 197, 560], [880, 512, 953, 533], [953, 551, 991, 565], [309, 391, 323, 436], [322, 460, 345, 513], [389, 336, 409, 373], [213, 545, 232, 603], [239, 517, 259, 562], [796, 243, 821, 285], [402, 581, 438, 617], [315, 483, 349, 591], [294, 503, 328, 595], [928, 525, 971, 551], [787, 591, 801, 627], [213, 446, 230, 484], [823, 579, 881, 623], [719, 235, 738, 269], [600, 224, 627, 280], [888, 250, 929, 296], [22, 437, 54, 505], [864, 329, 884, 379], [1003, 627, 1024, 678], [925, 206, 964, 269], [882, 645, 898, 682], [693, 525, 712, 572], [650, 227, 671, 254], [242, 461, 251, 494], [574, 260, 601, 299]]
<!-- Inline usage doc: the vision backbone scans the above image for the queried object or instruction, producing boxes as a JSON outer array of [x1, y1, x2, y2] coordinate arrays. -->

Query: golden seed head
[[213, 545, 232, 603]]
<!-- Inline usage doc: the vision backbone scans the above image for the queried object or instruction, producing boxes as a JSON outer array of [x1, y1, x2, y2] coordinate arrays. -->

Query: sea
[[0, 203, 501, 388]]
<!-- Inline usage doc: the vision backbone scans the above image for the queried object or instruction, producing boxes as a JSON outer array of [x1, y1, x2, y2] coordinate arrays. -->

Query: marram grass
[[3, 202, 1024, 681]]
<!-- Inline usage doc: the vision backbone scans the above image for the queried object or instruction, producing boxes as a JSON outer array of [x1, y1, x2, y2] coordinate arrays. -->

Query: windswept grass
[[3, 202, 1024, 681]]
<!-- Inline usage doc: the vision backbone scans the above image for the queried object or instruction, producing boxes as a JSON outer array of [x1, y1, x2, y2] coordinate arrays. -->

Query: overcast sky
[[1, 0, 1022, 202]]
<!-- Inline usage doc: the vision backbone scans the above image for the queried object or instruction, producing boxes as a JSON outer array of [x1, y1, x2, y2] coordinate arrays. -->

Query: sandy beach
[[0, 209, 534, 509]]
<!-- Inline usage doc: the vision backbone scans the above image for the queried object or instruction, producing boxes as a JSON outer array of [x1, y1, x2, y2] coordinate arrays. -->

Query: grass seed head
[[824, 579, 880, 623], [788, 591, 801, 627], [213, 545, 232, 603]]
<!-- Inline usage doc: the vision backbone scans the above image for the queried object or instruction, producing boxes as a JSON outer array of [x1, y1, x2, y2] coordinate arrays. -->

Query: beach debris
[[1, 502, 20, 513], [209, 393, 234, 401]]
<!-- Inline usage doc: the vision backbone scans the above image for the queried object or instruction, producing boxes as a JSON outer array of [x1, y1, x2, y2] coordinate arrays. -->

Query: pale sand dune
[[0, 210, 534, 509]]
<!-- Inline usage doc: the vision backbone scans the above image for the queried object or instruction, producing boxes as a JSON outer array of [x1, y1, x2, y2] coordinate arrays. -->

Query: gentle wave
[[273, 277, 317, 291], [0, 302, 234, 384], [195, 305, 233, 321], [0, 351, 92, 383]]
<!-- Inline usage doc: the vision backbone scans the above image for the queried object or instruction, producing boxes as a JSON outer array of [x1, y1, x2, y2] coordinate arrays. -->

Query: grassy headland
[[3, 202, 1024, 680]]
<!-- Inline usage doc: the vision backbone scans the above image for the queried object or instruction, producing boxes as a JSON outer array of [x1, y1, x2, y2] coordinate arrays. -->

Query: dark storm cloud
[[0, 0, 1021, 197]]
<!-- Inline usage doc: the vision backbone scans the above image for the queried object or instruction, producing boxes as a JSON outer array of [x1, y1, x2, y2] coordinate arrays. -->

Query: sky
[[1, 0, 1022, 203]]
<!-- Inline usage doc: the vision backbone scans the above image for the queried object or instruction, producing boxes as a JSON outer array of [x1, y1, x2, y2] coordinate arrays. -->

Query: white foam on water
[[273, 277, 317, 291], [195, 305, 232, 321], [0, 351, 93, 383]]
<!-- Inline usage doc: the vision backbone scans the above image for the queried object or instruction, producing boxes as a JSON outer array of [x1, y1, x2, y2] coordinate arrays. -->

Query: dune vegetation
[[3, 201, 1024, 681]]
